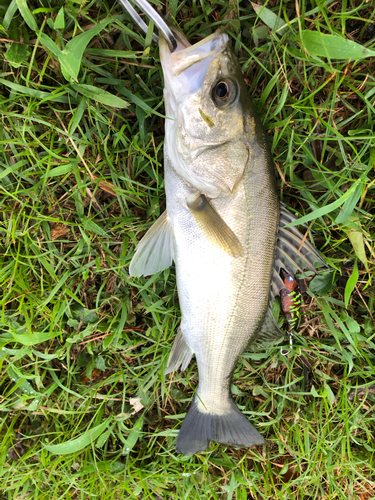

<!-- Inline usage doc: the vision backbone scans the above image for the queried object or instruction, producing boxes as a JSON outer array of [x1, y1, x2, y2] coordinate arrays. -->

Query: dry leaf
[[99, 180, 116, 196], [224, 0, 237, 19], [92, 175, 117, 196], [129, 397, 144, 414], [51, 224, 70, 240]]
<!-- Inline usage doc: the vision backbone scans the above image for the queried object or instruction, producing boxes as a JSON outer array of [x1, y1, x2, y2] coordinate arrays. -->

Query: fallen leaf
[[51, 224, 70, 240], [129, 397, 144, 414], [98, 180, 116, 196], [92, 175, 117, 196]]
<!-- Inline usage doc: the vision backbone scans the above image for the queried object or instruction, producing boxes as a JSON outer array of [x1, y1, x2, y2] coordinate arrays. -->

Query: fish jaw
[[159, 28, 229, 102]]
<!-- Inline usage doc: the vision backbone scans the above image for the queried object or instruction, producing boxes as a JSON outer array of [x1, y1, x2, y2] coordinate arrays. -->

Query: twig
[[79, 332, 113, 344], [275, 161, 291, 187]]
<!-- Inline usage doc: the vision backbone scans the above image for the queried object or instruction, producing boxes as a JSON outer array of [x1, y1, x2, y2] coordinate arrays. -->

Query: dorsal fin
[[253, 305, 284, 347], [270, 204, 328, 301]]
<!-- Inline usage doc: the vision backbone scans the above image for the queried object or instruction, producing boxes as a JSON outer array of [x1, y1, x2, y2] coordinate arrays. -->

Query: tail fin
[[176, 395, 265, 455]]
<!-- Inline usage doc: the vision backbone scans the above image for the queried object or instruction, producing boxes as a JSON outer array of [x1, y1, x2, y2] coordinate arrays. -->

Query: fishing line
[[118, 0, 178, 52], [118, 0, 159, 43]]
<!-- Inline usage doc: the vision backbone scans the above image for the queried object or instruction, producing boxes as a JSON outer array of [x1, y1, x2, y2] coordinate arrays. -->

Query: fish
[[126, 9, 327, 455]]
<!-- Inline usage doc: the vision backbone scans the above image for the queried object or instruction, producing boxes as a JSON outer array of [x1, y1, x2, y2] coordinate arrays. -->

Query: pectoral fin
[[129, 211, 174, 277], [187, 194, 243, 258]]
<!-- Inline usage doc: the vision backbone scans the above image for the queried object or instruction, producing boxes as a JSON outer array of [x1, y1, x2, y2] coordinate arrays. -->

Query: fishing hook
[[280, 330, 294, 356], [118, 0, 178, 52]]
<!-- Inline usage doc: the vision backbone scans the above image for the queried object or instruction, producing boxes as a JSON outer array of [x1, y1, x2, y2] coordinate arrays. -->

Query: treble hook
[[118, 0, 178, 52]]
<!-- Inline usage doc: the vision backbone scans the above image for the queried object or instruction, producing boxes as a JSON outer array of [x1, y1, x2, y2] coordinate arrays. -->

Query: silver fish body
[[163, 29, 277, 453], [129, 27, 326, 455]]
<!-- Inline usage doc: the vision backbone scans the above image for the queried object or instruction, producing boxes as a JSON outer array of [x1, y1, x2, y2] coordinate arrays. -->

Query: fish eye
[[212, 79, 238, 107], [216, 82, 228, 99]]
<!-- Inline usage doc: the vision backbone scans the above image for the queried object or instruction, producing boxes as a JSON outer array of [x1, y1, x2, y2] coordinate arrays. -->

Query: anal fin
[[129, 211, 174, 277], [165, 328, 194, 374]]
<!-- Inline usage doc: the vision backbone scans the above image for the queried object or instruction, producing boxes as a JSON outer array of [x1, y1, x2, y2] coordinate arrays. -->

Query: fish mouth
[[160, 27, 229, 96]]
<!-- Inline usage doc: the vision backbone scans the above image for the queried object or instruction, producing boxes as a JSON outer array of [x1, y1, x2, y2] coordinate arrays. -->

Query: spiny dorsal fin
[[129, 211, 174, 277], [165, 328, 194, 374], [270, 204, 328, 300], [187, 193, 244, 258]]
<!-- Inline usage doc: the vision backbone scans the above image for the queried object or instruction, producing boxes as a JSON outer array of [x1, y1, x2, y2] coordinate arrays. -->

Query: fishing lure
[[279, 268, 301, 333], [279, 268, 311, 386]]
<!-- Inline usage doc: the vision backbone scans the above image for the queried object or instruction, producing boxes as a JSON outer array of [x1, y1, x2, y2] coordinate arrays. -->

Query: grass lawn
[[0, 0, 374, 498]]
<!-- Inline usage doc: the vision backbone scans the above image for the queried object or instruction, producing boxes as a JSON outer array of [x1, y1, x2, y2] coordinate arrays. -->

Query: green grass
[[0, 0, 374, 498]]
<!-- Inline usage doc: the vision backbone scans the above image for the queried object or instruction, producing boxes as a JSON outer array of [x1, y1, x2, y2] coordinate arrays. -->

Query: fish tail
[[176, 395, 265, 455]]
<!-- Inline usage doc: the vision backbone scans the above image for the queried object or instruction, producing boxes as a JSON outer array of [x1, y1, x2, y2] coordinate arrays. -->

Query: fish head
[[160, 28, 256, 198]]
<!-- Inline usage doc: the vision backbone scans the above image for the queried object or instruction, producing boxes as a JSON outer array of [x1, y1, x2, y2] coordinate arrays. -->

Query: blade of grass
[[44, 417, 112, 455]]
